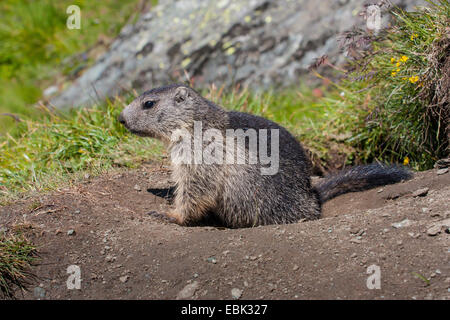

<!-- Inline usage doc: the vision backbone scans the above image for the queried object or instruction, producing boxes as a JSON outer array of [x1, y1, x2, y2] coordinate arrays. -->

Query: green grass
[[0, 97, 165, 203], [0, 228, 37, 299], [319, 0, 449, 170], [0, 0, 147, 133]]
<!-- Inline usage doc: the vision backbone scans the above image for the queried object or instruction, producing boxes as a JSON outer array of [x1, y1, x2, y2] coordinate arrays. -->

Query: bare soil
[[1, 164, 449, 300]]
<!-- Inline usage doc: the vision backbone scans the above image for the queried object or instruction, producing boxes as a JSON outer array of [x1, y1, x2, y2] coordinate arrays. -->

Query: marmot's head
[[119, 84, 200, 141]]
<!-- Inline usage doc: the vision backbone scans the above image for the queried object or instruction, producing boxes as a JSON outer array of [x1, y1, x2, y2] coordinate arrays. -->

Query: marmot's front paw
[[147, 211, 178, 224]]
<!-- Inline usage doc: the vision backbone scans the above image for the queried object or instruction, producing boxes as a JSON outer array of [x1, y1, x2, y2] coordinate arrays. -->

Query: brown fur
[[119, 84, 411, 228]]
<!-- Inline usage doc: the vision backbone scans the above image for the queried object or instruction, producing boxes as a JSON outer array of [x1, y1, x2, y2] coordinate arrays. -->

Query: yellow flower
[[396, 62, 401, 67], [410, 33, 418, 41], [403, 156, 410, 165], [391, 71, 397, 77], [390, 57, 396, 63], [409, 75, 419, 83], [400, 55, 409, 63]]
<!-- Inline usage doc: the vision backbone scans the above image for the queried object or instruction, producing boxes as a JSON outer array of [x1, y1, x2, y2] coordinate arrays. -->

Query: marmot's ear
[[174, 87, 190, 103]]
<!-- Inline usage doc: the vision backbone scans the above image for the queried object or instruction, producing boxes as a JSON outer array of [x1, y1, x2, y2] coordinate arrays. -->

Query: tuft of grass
[[0, 229, 38, 299], [320, 0, 449, 170], [0, 98, 164, 203]]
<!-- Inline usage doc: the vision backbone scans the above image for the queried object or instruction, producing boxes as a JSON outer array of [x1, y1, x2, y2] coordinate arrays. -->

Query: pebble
[[105, 255, 116, 262], [426, 225, 441, 236], [67, 229, 76, 236], [33, 287, 46, 299], [134, 184, 142, 191], [119, 275, 129, 283], [176, 281, 199, 299], [292, 265, 299, 271], [436, 168, 448, 175], [391, 219, 412, 229], [412, 187, 429, 197], [231, 288, 243, 300], [427, 218, 450, 236], [207, 257, 217, 264]]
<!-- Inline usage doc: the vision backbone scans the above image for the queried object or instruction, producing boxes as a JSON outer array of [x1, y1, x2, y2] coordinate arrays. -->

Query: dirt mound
[[0, 165, 449, 300]]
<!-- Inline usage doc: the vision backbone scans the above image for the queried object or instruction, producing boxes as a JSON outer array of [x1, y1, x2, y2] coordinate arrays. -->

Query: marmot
[[119, 84, 411, 228]]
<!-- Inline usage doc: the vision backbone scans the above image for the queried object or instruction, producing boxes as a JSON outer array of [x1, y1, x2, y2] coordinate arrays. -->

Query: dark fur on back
[[315, 163, 412, 203]]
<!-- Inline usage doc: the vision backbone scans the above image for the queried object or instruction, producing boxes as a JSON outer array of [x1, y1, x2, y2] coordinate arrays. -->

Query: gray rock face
[[50, 0, 425, 109]]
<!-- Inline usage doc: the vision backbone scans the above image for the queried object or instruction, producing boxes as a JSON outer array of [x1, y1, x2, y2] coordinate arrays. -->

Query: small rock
[[207, 257, 217, 264], [231, 288, 243, 300], [408, 232, 420, 239], [412, 187, 429, 197], [391, 219, 412, 229], [426, 225, 441, 236], [33, 287, 46, 299], [292, 265, 299, 271], [134, 184, 142, 191], [435, 158, 450, 169], [436, 168, 448, 175], [176, 281, 199, 299], [350, 238, 362, 244], [43, 85, 58, 97], [426, 218, 450, 236], [67, 229, 76, 236], [119, 275, 129, 283]]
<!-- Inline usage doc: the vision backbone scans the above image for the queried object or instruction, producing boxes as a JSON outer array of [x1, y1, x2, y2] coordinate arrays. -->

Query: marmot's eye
[[143, 100, 155, 109]]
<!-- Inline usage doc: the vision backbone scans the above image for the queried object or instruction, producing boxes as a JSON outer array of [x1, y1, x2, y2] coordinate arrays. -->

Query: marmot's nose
[[118, 112, 126, 125]]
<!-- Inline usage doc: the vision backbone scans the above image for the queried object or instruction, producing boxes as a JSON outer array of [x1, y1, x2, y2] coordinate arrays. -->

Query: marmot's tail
[[315, 163, 412, 203]]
